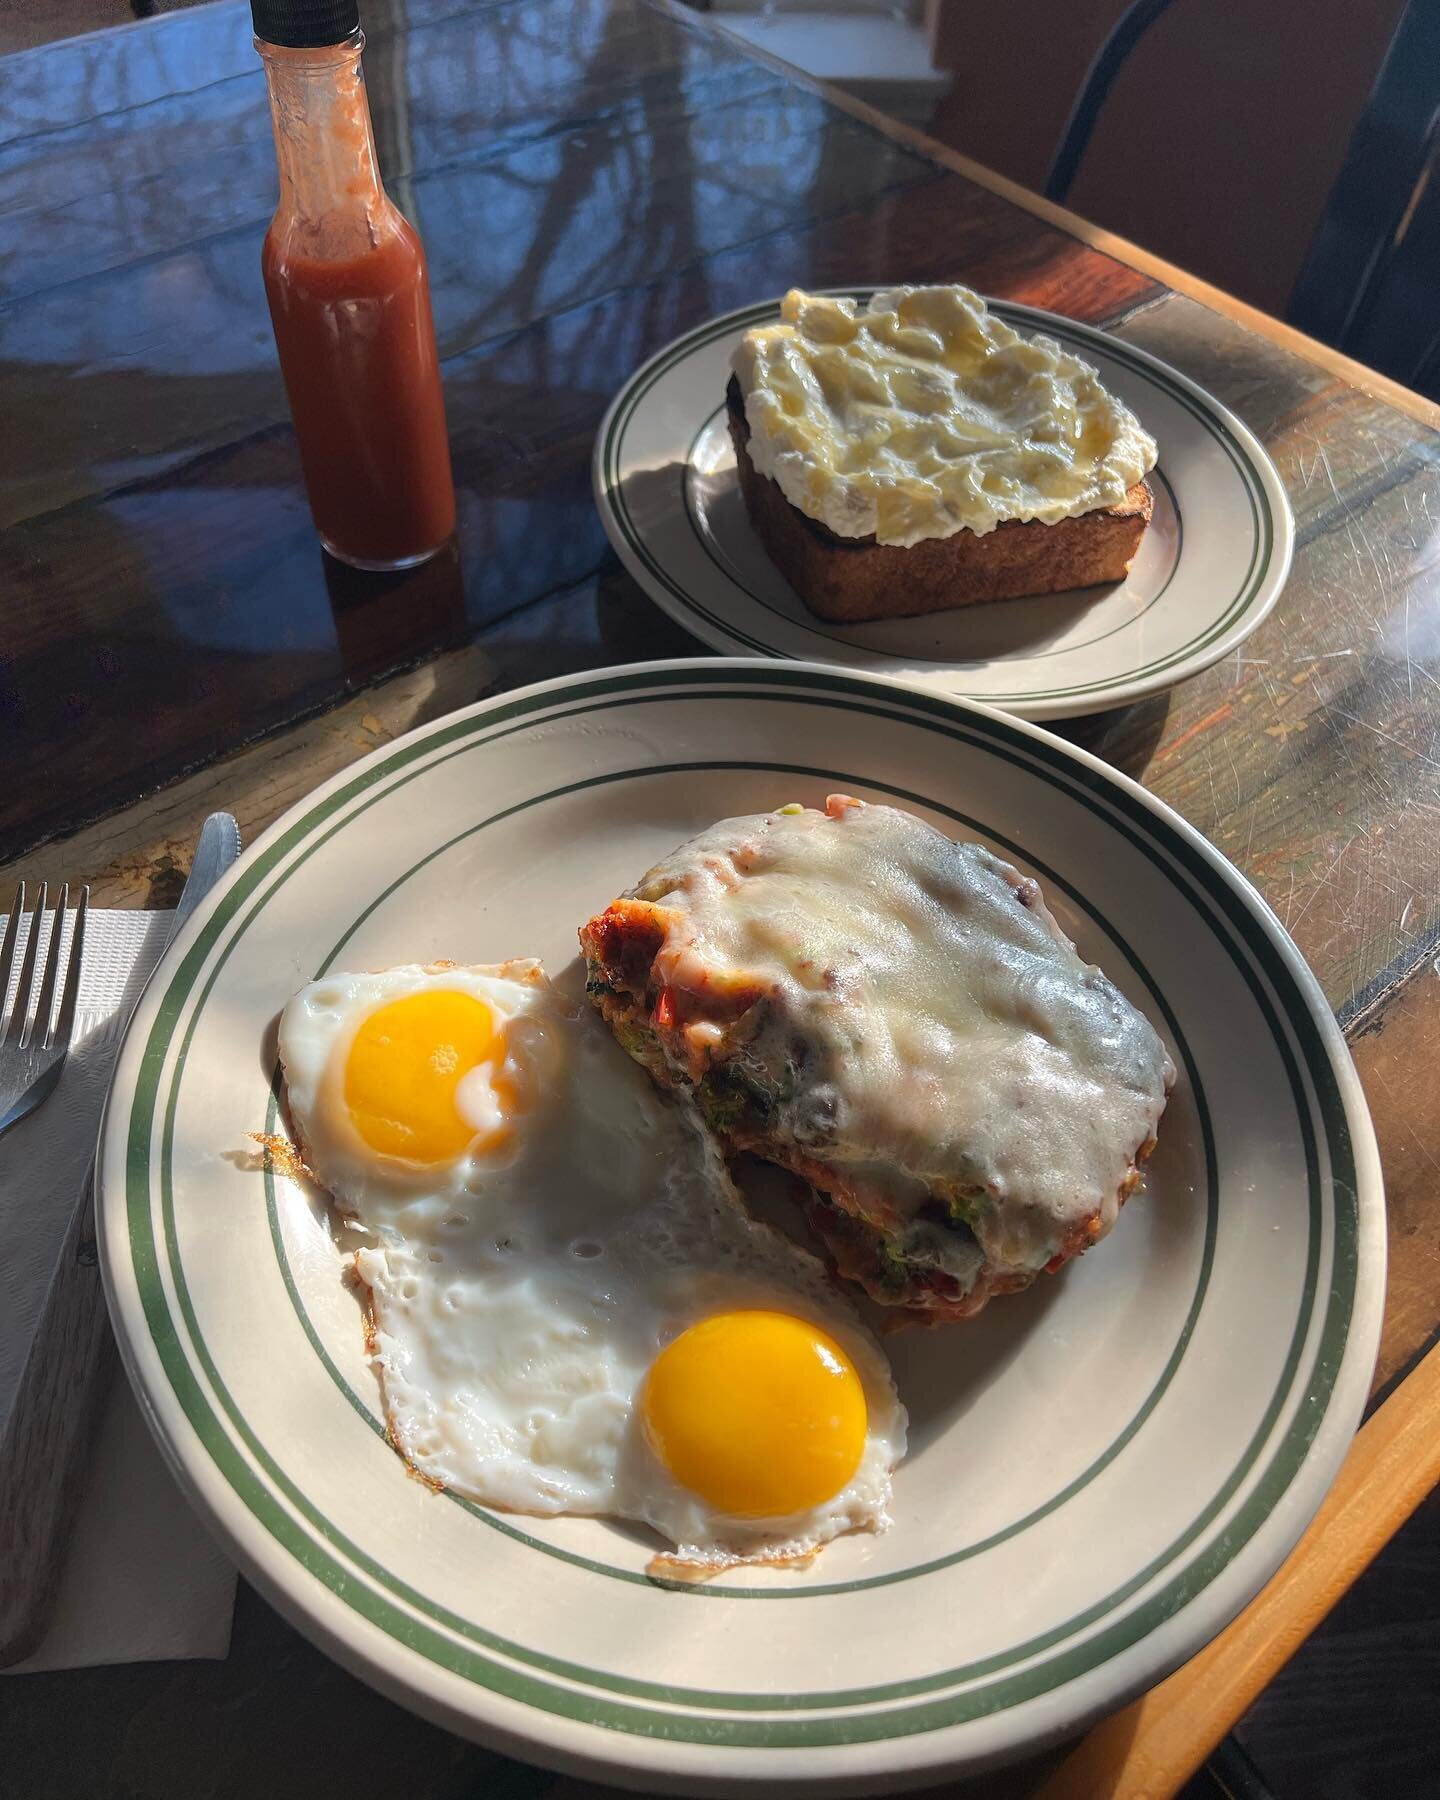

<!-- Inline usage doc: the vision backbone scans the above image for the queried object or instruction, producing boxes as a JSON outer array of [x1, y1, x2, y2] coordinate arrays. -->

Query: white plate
[[99, 660, 1381, 1795], [594, 295, 1294, 719]]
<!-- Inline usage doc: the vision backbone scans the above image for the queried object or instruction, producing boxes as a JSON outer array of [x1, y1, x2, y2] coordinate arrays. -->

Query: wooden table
[[3, 0, 1437, 1793]]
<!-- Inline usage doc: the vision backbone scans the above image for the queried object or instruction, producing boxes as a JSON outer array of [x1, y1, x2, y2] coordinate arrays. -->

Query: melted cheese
[[732, 286, 1158, 547], [633, 799, 1173, 1278]]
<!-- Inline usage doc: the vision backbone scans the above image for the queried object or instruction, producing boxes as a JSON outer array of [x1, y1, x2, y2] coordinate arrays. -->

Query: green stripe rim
[[596, 293, 1284, 704], [116, 665, 1358, 1751]]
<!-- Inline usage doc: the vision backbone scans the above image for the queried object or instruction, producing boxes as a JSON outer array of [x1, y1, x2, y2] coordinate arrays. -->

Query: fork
[[0, 882, 88, 1141]]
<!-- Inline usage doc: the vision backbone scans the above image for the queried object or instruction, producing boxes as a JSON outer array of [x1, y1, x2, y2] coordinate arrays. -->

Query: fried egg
[[276, 961, 906, 1570]]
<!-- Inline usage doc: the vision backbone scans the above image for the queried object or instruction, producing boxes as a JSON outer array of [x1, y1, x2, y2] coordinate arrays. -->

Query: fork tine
[[30, 883, 69, 1051], [50, 885, 87, 1054], [0, 882, 23, 1030], [4, 883, 46, 1047]]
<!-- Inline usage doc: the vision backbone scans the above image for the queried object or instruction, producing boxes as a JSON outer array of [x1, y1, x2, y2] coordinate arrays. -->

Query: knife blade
[[168, 811, 243, 946], [0, 813, 243, 1668]]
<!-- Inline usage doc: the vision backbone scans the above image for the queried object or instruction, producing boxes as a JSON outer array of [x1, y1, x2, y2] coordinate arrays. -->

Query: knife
[[0, 813, 243, 1668]]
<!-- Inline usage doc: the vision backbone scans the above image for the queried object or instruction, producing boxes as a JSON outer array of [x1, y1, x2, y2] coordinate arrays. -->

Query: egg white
[[277, 961, 907, 1569]]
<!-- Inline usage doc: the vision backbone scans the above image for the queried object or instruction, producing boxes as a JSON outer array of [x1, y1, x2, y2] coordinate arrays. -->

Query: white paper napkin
[[1, 908, 238, 1673]]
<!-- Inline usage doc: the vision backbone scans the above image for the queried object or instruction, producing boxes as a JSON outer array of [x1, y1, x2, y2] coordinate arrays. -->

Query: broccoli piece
[[873, 1238, 914, 1294], [696, 1078, 750, 1132], [695, 1062, 781, 1132], [947, 1191, 984, 1229]]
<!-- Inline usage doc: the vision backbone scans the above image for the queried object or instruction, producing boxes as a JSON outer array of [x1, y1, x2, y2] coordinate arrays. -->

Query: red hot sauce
[[255, 8, 455, 570]]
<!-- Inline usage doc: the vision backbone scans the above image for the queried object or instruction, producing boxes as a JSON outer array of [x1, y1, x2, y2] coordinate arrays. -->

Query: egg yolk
[[344, 990, 510, 1163], [641, 1310, 867, 1518]]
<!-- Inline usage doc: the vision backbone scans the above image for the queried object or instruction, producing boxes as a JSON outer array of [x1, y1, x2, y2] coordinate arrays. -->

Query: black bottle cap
[[251, 0, 360, 48]]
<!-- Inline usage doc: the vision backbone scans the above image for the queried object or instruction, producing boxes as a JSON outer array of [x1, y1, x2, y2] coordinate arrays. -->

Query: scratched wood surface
[[2, 0, 1438, 1794]]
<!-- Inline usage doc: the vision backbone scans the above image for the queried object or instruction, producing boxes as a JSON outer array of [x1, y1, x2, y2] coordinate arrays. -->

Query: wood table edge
[[657, 0, 1440, 431], [1030, 1339, 1440, 1800]]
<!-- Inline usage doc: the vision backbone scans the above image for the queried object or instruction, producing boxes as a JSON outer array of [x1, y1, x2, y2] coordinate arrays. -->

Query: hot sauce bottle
[[252, 0, 455, 570]]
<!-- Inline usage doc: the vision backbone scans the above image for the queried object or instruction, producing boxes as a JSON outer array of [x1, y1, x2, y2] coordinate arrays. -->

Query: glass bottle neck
[[257, 30, 385, 229]]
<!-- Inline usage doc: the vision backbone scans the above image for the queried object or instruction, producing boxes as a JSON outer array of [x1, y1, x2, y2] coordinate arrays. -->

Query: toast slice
[[726, 376, 1152, 624]]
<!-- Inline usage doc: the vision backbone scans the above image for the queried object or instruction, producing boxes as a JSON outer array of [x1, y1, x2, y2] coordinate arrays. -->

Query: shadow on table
[[319, 536, 470, 681], [1053, 688, 1173, 785]]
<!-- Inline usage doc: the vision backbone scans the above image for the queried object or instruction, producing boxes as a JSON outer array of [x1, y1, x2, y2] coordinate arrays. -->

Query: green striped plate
[[593, 295, 1294, 719], [98, 661, 1380, 1793]]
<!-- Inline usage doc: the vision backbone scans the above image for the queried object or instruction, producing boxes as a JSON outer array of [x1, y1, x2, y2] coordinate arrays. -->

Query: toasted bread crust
[[726, 376, 1152, 623]]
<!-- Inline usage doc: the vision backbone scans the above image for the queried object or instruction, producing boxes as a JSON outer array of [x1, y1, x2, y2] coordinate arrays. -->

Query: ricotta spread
[[732, 285, 1158, 547]]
